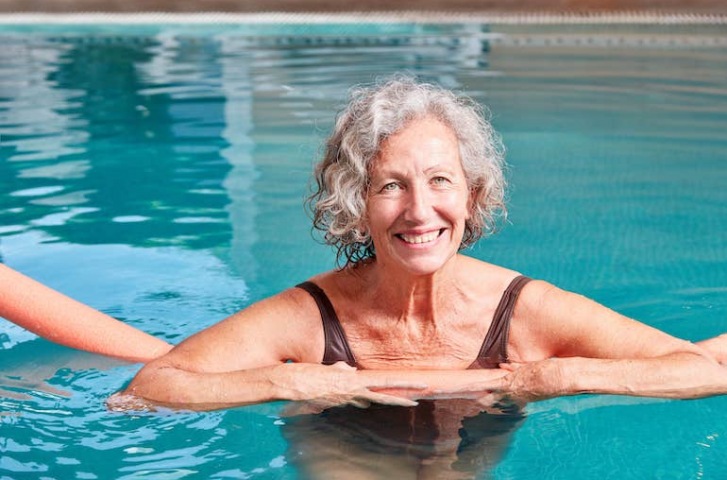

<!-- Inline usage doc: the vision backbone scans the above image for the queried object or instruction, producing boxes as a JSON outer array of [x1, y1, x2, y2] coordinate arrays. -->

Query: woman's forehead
[[371, 119, 461, 174]]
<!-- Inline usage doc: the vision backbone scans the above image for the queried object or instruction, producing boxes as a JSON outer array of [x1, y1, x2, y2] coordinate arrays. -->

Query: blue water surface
[[1, 20, 727, 479]]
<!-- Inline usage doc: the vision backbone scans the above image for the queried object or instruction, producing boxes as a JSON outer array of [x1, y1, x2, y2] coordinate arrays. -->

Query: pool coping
[[1, 11, 727, 24]]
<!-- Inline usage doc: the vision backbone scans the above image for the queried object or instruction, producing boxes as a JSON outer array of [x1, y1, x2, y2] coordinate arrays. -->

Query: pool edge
[[1, 11, 727, 25]]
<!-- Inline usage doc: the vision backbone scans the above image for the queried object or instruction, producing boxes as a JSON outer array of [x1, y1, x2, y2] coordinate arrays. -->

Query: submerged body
[[284, 274, 529, 478], [283, 398, 523, 479]]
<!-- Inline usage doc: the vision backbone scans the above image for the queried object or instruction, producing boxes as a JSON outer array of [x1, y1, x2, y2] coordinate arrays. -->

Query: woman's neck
[[365, 255, 465, 327]]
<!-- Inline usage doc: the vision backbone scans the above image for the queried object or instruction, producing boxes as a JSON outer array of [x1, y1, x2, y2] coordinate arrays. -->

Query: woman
[[118, 76, 727, 412]]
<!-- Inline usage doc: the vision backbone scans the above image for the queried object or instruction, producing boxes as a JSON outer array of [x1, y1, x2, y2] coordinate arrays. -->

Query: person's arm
[[696, 334, 727, 365], [0, 264, 172, 363], [118, 285, 515, 411], [461, 280, 727, 401], [493, 351, 727, 401], [118, 288, 438, 411]]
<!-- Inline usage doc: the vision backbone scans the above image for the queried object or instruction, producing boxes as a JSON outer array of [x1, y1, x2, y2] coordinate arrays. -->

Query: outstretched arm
[[456, 280, 727, 401], [117, 287, 512, 411], [0, 264, 172, 363], [117, 289, 424, 411], [120, 359, 507, 412], [476, 351, 726, 402]]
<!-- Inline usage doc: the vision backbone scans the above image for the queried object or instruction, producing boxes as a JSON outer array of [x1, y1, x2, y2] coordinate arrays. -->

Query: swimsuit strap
[[469, 275, 532, 369], [296, 281, 357, 367], [297, 276, 531, 370]]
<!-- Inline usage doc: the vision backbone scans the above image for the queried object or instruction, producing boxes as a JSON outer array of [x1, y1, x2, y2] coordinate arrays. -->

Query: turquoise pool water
[[2, 18, 727, 478]]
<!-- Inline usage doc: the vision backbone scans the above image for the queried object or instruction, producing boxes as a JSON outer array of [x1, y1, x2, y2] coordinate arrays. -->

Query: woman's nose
[[404, 186, 431, 222]]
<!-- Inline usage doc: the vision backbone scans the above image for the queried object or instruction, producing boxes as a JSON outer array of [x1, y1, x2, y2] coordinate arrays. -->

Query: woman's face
[[365, 116, 471, 276]]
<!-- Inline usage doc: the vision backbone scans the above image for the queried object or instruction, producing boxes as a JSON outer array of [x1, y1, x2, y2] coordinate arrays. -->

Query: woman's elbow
[[124, 362, 163, 396], [109, 360, 183, 410]]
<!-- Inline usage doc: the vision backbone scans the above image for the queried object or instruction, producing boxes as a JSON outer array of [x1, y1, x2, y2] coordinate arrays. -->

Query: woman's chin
[[387, 253, 458, 278]]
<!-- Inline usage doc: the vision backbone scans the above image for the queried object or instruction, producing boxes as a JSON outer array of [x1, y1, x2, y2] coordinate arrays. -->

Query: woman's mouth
[[396, 229, 444, 245]]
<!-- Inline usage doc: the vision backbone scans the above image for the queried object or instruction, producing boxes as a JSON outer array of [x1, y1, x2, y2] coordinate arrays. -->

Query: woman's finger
[[359, 390, 419, 407], [349, 397, 372, 409], [373, 382, 429, 391], [281, 401, 327, 417], [429, 376, 509, 396], [476, 391, 507, 408]]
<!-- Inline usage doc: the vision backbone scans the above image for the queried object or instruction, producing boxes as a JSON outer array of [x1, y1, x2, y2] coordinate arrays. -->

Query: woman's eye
[[382, 182, 400, 192], [432, 176, 450, 185]]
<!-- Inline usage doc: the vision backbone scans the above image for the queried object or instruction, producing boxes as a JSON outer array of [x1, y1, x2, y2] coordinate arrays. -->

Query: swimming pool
[[2, 14, 727, 478]]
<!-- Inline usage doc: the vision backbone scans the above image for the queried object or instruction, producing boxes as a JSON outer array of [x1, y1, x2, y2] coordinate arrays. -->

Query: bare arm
[[118, 361, 421, 411], [119, 288, 436, 410], [508, 352, 727, 400], [491, 280, 727, 400], [118, 285, 514, 411], [695, 334, 727, 365], [0, 264, 172, 363], [120, 360, 507, 412]]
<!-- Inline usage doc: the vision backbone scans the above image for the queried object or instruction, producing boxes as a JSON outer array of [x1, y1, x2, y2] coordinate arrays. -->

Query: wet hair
[[307, 75, 507, 266]]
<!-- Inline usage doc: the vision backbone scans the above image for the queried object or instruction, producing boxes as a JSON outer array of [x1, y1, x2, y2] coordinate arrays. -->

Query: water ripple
[[2, 22, 727, 480]]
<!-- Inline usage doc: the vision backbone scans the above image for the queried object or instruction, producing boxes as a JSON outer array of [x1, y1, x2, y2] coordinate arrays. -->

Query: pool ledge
[[1, 11, 727, 24]]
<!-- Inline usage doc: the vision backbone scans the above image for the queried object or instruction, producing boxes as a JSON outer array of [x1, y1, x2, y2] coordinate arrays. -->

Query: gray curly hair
[[308, 76, 507, 266]]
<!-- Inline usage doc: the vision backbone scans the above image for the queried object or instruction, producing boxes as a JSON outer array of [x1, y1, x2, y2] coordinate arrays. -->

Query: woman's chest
[[338, 310, 494, 370]]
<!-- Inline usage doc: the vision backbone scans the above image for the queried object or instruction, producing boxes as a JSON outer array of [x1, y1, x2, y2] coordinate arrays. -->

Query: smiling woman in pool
[[116, 76, 727, 410]]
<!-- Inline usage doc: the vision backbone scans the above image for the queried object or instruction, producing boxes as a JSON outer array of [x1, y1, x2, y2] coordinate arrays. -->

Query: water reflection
[[0, 27, 499, 265], [2, 21, 727, 480], [284, 400, 522, 479], [218, 38, 260, 282], [1, 34, 233, 249], [0, 39, 88, 163]]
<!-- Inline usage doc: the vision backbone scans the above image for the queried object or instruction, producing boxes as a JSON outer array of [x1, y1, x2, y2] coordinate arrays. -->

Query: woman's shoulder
[[455, 254, 523, 285], [304, 263, 372, 292]]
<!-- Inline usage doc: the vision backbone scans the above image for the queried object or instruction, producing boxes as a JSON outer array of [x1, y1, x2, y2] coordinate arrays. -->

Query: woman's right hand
[[279, 362, 425, 415]]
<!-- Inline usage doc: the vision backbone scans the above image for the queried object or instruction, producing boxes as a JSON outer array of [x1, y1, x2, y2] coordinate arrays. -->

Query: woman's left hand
[[429, 359, 573, 405], [473, 353, 727, 402], [280, 362, 425, 416], [495, 359, 572, 402]]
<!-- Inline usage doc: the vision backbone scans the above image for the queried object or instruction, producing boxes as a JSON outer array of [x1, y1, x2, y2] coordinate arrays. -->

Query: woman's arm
[[118, 284, 515, 411], [497, 351, 727, 401], [0, 264, 172, 362], [490, 280, 727, 400], [696, 334, 727, 365], [120, 360, 507, 412], [118, 288, 436, 411], [117, 361, 428, 411]]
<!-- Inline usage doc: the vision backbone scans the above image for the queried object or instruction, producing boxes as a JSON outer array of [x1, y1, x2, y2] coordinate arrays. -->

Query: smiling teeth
[[400, 231, 439, 244]]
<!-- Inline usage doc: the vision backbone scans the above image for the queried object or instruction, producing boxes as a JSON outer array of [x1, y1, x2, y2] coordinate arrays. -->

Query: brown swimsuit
[[288, 276, 531, 460], [296, 275, 532, 369]]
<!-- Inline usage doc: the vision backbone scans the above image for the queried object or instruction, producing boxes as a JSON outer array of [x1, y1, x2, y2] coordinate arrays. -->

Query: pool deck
[[1, 0, 726, 14]]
